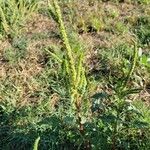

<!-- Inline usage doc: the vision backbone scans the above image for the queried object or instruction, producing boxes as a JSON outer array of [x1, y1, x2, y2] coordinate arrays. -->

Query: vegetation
[[0, 0, 39, 39], [0, 0, 150, 150]]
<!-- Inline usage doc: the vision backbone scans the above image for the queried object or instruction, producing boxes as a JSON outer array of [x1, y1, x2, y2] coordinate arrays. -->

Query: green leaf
[[141, 55, 148, 65], [33, 137, 40, 150], [92, 92, 108, 100]]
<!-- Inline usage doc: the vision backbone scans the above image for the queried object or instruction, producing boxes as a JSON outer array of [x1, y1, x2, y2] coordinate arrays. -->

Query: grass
[[0, 0, 150, 150], [0, 0, 39, 39]]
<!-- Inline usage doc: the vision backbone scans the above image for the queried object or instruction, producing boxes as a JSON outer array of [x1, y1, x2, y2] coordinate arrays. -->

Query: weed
[[47, 3, 91, 145]]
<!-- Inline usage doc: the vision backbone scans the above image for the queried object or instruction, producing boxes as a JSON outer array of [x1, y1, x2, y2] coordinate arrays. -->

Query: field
[[0, 0, 150, 150]]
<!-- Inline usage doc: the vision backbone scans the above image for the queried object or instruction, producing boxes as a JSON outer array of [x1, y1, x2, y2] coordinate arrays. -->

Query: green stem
[[122, 42, 138, 91], [52, 0, 77, 84]]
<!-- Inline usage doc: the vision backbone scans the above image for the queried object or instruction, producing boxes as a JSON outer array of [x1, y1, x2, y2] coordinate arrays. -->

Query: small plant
[[134, 15, 150, 45], [138, 48, 150, 68], [115, 21, 129, 34], [91, 41, 150, 149], [89, 17, 104, 32], [109, 42, 139, 149]]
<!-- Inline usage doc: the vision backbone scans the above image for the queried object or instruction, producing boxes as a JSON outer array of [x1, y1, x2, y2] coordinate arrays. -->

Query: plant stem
[[122, 41, 138, 91], [52, 0, 77, 84]]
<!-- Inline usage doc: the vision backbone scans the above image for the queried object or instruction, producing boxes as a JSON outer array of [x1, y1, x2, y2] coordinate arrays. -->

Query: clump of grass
[[3, 36, 28, 64], [0, 0, 39, 39], [134, 15, 150, 45]]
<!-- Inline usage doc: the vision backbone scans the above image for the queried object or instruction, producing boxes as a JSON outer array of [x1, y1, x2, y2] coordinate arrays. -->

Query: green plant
[[3, 36, 28, 64], [48, 0, 89, 140], [137, 0, 150, 4], [109, 42, 139, 149], [138, 48, 150, 68], [115, 22, 129, 34], [134, 15, 150, 45], [0, 0, 39, 38], [91, 41, 150, 150], [90, 17, 104, 32]]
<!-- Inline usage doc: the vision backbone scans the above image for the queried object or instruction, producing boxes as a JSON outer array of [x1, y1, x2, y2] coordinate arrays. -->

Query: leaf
[[101, 114, 118, 124], [33, 137, 40, 150], [141, 55, 148, 65], [80, 116, 87, 124], [132, 120, 149, 128], [0, 105, 6, 111], [138, 48, 143, 57], [48, 0, 58, 23], [122, 88, 142, 97], [64, 116, 75, 125], [92, 92, 108, 100], [45, 48, 62, 63]]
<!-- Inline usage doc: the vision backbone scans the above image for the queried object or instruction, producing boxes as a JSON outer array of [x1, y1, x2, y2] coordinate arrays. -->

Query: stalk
[[33, 137, 40, 150], [52, 0, 77, 85], [121, 41, 138, 91]]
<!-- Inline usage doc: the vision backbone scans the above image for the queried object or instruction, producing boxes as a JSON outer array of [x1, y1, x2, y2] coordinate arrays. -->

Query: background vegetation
[[0, 0, 150, 150]]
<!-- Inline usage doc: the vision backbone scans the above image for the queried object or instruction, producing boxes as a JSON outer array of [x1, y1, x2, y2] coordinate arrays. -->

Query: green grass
[[0, 0, 150, 150], [0, 0, 39, 38]]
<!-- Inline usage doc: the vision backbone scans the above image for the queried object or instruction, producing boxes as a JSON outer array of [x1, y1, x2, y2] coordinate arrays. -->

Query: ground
[[0, 0, 150, 150]]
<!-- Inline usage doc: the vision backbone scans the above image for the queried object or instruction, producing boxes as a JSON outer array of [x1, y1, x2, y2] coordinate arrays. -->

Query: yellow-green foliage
[[33, 137, 40, 150], [48, 0, 87, 108]]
